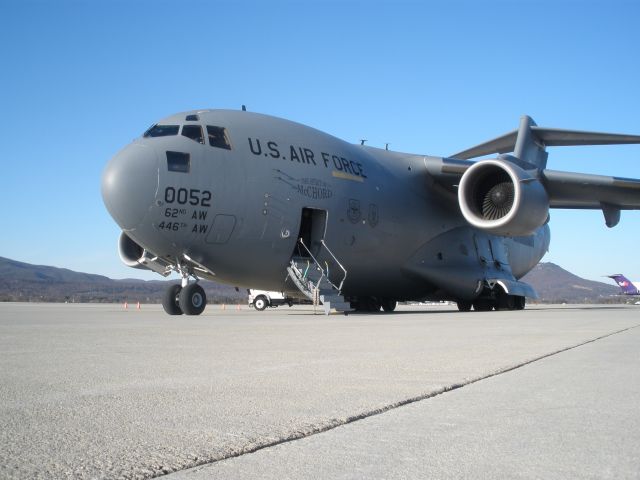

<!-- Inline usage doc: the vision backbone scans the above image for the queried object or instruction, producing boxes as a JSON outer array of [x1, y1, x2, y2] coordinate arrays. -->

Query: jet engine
[[118, 232, 172, 276], [458, 159, 549, 236]]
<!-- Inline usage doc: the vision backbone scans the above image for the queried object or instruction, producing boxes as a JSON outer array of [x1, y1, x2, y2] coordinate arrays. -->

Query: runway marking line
[[156, 323, 640, 478]]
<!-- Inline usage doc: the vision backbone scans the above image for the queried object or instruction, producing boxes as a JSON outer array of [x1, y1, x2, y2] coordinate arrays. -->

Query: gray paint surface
[[1, 303, 639, 479]]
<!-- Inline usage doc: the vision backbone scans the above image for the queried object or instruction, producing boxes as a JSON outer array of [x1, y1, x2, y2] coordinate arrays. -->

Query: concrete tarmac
[[0, 303, 638, 479]]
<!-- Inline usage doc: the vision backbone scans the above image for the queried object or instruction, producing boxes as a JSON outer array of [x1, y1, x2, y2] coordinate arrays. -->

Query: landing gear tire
[[381, 299, 397, 312], [494, 288, 526, 311], [457, 300, 472, 312], [254, 295, 269, 311], [163, 284, 183, 315], [179, 283, 207, 315], [496, 293, 516, 311], [473, 299, 494, 311]]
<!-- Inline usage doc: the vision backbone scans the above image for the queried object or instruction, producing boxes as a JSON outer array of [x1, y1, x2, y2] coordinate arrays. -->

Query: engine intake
[[118, 232, 171, 276], [118, 232, 145, 268], [458, 159, 549, 236]]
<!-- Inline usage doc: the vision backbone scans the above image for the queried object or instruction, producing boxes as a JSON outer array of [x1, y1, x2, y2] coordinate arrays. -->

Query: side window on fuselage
[[207, 125, 232, 150]]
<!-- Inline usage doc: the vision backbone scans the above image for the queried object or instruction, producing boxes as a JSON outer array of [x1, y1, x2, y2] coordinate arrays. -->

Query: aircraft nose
[[101, 143, 159, 230]]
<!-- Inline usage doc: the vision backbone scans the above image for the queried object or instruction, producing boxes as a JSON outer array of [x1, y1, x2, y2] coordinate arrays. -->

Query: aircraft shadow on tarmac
[[282, 305, 632, 316]]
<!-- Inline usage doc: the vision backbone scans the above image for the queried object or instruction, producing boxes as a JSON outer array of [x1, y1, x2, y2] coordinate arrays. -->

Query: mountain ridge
[[0, 256, 245, 304], [0, 256, 625, 304], [520, 262, 620, 303]]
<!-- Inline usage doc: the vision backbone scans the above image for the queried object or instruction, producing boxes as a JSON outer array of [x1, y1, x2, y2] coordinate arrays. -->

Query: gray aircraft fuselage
[[102, 109, 549, 305]]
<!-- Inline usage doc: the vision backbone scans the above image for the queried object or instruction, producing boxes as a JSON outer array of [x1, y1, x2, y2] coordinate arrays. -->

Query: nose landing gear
[[161, 265, 207, 316]]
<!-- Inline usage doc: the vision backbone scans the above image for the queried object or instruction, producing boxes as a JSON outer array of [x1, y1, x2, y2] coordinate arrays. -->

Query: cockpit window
[[207, 125, 232, 150], [185, 114, 199, 121], [182, 125, 204, 144], [143, 124, 179, 137]]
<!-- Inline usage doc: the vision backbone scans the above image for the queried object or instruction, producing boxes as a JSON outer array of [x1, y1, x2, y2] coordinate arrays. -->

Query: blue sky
[[1, 0, 639, 283]]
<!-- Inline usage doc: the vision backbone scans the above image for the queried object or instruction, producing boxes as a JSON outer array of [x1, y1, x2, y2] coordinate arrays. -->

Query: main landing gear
[[162, 267, 207, 316], [456, 292, 525, 312]]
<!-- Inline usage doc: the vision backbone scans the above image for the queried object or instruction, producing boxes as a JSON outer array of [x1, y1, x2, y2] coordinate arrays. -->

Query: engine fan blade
[[482, 182, 514, 219]]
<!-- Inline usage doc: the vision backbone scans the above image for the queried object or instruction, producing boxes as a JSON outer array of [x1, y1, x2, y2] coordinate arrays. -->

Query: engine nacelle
[[458, 159, 549, 236], [118, 232, 172, 276]]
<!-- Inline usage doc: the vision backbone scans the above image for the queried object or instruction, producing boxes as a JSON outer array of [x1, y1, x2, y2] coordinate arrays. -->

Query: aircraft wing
[[541, 170, 640, 209]]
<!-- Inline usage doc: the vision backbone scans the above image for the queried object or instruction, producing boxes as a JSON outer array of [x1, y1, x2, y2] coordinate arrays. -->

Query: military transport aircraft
[[101, 110, 640, 315]]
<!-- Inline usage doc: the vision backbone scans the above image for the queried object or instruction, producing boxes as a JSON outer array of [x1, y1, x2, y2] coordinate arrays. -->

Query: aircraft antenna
[[360, 139, 367, 145], [242, 105, 247, 111]]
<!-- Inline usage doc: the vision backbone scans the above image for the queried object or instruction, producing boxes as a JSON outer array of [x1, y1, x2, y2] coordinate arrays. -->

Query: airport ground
[[0, 302, 638, 479]]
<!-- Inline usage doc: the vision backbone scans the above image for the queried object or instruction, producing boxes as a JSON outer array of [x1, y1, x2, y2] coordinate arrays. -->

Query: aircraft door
[[296, 208, 327, 258]]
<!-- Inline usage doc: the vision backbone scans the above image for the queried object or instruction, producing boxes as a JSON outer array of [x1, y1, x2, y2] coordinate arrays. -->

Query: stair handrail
[[287, 260, 316, 298], [298, 238, 340, 291], [320, 239, 347, 292]]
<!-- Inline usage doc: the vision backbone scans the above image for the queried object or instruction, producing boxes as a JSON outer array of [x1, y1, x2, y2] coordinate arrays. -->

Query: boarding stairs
[[286, 239, 352, 315]]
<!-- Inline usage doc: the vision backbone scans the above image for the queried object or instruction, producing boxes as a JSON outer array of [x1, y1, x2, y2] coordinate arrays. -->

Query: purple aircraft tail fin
[[607, 274, 640, 295]]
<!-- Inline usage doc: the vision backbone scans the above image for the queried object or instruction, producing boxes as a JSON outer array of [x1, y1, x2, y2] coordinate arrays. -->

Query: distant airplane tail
[[607, 274, 640, 295]]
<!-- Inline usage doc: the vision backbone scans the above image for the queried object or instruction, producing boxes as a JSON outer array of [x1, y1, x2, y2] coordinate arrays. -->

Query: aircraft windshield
[[182, 125, 204, 144], [143, 124, 179, 137], [207, 125, 232, 150]]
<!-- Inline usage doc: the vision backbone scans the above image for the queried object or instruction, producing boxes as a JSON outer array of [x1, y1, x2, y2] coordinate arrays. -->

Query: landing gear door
[[472, 233, 493, 270], [473, 233, 513, 276], [489, 236, 511, 272]]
